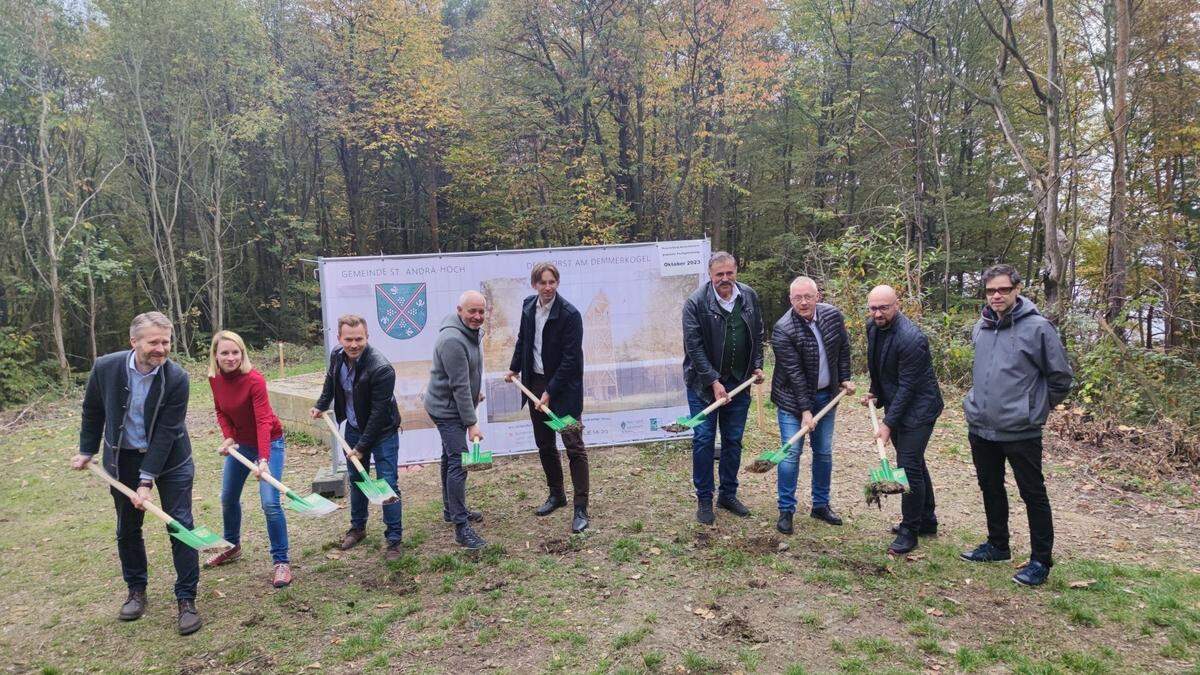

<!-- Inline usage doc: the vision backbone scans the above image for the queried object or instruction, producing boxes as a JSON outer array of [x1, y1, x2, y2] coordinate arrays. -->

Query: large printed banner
[[318, 240, 711, 465]]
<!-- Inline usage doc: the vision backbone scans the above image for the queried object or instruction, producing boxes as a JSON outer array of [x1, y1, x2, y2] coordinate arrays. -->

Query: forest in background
[[1, 0, 1197, 429]]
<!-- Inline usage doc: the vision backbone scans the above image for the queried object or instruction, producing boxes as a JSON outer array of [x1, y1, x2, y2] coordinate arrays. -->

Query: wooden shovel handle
[[509, 377, 545, 409], [321, 412, 369, 474], [867, 400, 888, 459], [700, 376, 758, 416], [86, 461, 175, 526], [784, 389, 848, 446], [224, 446, 290, 494]]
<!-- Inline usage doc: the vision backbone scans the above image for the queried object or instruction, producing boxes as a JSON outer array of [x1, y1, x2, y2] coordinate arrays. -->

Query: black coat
[[867, 312, 944, 429], [682, 282, 765, 404], [770, 304, 852, 416], [79, 350, 193, 479], [508, 294, 584, 418], [315, 343, 400, 453]]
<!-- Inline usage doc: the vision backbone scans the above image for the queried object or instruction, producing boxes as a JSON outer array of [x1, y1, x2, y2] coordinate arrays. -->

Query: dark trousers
[[112, 449, 200, 600], [433, 418, 470, 525], [893, 424, 937, 531], [968, 433, 1054, 565], [687, 381, 752, 503], [529, 373, 589, 507]]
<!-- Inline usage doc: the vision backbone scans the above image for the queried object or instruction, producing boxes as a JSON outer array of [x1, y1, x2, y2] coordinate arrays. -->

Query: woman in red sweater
[[203, 330, 292, 588]]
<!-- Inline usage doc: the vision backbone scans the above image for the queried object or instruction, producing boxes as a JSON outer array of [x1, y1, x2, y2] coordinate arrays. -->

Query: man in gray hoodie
[[960, 264, 1073, 587], [425, 290, 487, 550]]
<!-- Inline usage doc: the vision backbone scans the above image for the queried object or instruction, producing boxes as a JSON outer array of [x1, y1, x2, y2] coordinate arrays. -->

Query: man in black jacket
[[70, 311, 202, 635], [770, 276, 854, 534], [863, 285, 944, 554], [310, 315, 403, 558], [682, 251, 765, 525], [506, 262, 589, 533]]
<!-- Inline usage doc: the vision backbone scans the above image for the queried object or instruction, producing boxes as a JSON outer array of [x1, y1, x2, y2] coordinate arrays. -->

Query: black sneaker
[[455, 525, 487, 550], [810, 505, 843, 526], [717, 495, 751, 518], [776, 511, 794, 535], [696, 500, 715, 526], [1013, 560, 1051, 586], [960, 542, 1012, 563], [888, 526, 918, 555]]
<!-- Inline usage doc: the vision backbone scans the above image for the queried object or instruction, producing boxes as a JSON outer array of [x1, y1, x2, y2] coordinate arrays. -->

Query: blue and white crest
[[375, 283, 428, 340]]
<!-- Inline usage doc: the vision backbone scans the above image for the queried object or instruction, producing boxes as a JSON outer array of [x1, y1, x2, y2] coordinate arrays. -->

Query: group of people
[[70, 253, 1072, 636], [682, 253, 1072, 589]]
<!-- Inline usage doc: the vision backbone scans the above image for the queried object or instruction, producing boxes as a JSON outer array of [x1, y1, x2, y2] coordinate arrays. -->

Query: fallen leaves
[[1068, 579, 1098, 589]]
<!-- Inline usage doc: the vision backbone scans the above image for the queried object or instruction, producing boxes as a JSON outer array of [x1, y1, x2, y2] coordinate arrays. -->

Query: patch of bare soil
[[740, 534, 781, 554], [715, 611, 768, 643]]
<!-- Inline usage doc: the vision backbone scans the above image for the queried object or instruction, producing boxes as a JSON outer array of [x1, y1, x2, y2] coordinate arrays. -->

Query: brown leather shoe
[[338, 528, 366, 551], [204, 544, 241, 568], [118, 589, 146, 621], [384, 541, 403, 561], [272, 563, 293, 588], [177, 599, 202, 636]]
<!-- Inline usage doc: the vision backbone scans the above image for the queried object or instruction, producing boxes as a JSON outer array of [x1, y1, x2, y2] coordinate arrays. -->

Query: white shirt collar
[[711, 282, 741, 311]]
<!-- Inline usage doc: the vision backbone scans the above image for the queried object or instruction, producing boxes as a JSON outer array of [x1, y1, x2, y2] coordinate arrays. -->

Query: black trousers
[[433, 417, 470, 525], [112, 449, 200, 599], [968, 433, 1054, 565], [529, 373, 588, 507], [893, 424, 936, 531]]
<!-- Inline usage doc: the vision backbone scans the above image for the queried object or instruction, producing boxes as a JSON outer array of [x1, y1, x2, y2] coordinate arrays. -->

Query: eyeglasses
[[984, 286, 1015, 296], [790, 294, 817, 302], [867, 304, 893, 313]]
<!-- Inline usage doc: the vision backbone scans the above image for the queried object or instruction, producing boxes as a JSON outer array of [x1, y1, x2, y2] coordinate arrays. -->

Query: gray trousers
[[433, 418, 470, 525]]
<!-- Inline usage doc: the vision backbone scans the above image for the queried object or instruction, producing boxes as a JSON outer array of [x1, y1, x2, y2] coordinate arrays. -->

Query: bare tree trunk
[[1102, 0, 1130, 329], [37, 85, 70, 386]]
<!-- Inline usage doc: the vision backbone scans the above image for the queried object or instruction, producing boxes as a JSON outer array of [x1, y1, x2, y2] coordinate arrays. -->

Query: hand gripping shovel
[[864, 400, 910, 508], [510, 378, 582, 435], [85, 462, 231, 551], [461, 436, 493, 472], [321, 412, 400, 505], [224, 445, 339, 517], [746, 390, 848, 473], [661, 375, 758, 433]]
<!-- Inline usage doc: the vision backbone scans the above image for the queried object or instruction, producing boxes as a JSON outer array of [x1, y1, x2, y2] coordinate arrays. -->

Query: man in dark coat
[[506, 262, 589, 533], [310, 314, 403, 558], [863, 285, 944, 554], [70, 311, 202, 635], [770, 276, 854, 534], [681, 251, 765, 525]]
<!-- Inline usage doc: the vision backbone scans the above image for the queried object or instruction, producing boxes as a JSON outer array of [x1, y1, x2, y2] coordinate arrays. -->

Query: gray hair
[[129, 311, 173, 338], [982, 263, 1022, 286], [789, 276, 819, 294], [708, 251, 737, 269]]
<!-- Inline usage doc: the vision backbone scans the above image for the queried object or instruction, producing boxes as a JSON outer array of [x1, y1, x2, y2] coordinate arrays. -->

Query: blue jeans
[[688, 384, 752, 502], [345, 426, 403, 545], [221, 438, 289, 564], [777, 389, 837, 512]]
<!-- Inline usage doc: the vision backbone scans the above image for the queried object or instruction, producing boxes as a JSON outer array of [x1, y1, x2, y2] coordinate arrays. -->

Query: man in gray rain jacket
[[959, 264, 1073, 587]]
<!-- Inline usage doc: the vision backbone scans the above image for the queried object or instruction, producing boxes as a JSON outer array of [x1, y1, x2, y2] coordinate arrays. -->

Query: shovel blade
[[354, 477, 399, 505], [461, 441, 494, 469], [283, 490, 340, 517], [167, 521, 231, 551], [543, 412, 577, 432], [891, 466, 910, 491]]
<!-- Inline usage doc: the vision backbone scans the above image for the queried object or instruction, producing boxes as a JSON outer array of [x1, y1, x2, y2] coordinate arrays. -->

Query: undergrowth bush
[[0, 328, 52, 407]]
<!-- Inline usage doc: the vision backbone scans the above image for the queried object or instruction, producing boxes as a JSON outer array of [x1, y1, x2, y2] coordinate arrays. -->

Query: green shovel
[[661, 375, 758, 433], [86, 462, 231, 551], [510, 377, 581, 434], [461, 436, 494, 471], [864, 399, 910, 508], [746, 389, 848, 473], [322, 412, 400, 505], [224, 445, 339, 517]]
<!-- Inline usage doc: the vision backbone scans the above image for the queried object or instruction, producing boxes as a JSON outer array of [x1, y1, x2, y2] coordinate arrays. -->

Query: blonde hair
[[207, 330, 254, 377]]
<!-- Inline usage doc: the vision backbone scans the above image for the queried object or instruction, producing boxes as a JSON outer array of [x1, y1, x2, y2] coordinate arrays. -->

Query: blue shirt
[[122, 351, 161, 450], [340, 359, 358, 430]]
